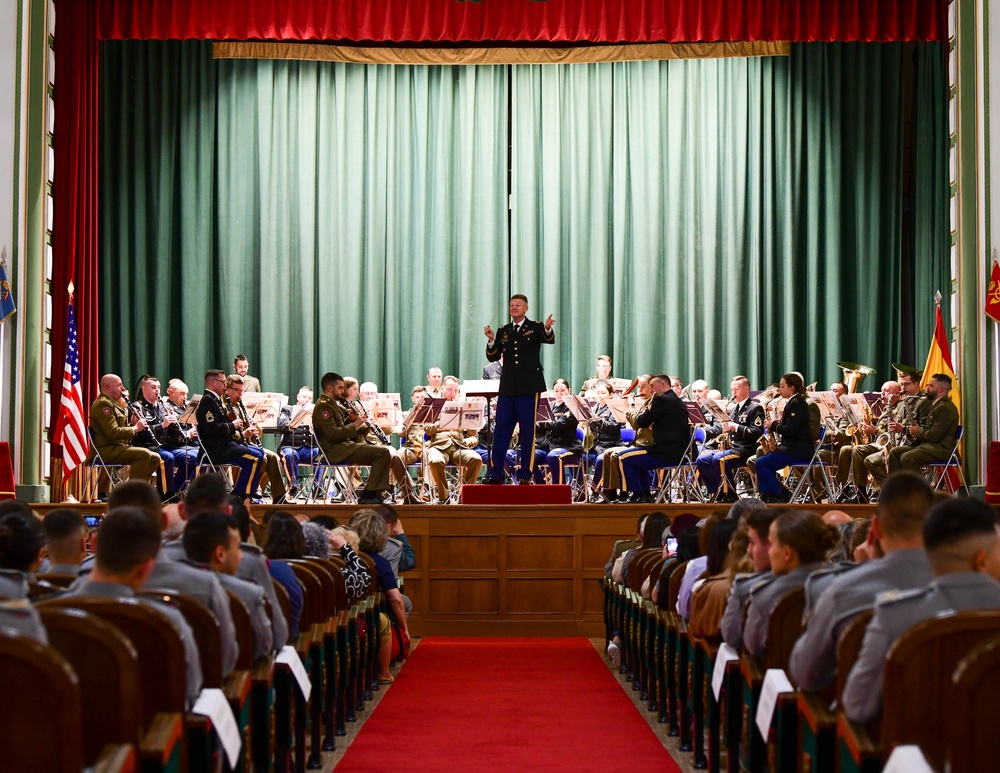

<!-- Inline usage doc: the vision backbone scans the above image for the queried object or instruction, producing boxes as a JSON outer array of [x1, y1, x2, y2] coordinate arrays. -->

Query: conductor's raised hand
[[484, 324, 495, 344], [544, 314, 555, 331]]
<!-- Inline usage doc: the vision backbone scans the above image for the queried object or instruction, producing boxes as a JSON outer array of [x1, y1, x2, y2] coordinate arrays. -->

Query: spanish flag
[[920, 300, 960, 421]]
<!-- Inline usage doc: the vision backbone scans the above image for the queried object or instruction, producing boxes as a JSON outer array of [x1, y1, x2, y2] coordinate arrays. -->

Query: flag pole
[[60, 281, 78, 503]]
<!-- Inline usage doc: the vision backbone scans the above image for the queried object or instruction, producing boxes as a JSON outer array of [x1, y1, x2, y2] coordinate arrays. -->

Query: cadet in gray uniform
[[842, 497, 1000, 725], [743, 510, 839, 658], [0, 505, 46, 599], [64, 507, 204, 704], [0, 599, 48, 644], [41, 508, 88, 576], [789, 472, 935, 691], [721, 507, 781, 649], [183, 510, 274, 660]]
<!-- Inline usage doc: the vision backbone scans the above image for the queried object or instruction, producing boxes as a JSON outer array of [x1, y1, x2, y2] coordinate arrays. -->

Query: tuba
[[836, 361, 876, 393]]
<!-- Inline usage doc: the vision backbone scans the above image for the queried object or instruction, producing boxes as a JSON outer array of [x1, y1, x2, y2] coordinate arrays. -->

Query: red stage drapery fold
[[94, 0, 949, 44], [50, 0, 100, 451], [48, 0, 949, 446]]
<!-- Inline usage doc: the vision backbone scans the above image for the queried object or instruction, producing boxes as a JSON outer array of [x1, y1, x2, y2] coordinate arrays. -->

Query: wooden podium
[[460, 483, 572, 505]]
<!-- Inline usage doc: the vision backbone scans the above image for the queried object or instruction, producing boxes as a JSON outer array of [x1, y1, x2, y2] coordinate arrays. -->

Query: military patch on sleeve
[[322, 411, 330, 419], [206, 414, 215, 422], [103, 407, 110, 415], [755, 416, 762, 426]]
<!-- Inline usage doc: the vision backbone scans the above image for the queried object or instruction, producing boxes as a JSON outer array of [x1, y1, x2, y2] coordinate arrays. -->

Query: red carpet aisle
[[335, 637, 682, 772]]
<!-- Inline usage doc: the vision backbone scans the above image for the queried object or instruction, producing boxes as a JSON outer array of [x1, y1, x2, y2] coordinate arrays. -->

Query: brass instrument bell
[[836, 361, 876, 393]]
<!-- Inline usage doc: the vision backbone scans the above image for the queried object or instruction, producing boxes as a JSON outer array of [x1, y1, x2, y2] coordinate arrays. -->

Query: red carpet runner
[[335, 637, 683, 772]]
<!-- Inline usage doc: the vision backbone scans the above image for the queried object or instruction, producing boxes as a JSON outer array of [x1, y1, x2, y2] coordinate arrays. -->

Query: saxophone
[[756, 388, 781, 454]]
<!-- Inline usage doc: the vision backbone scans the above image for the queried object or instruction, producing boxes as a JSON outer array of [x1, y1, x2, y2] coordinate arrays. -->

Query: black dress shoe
[[516, 477, 533, 485], [714, 491, 738, 504], [357, 491, 384, 505], [482, 476, 504, 485], [625, 492, 654, 504]]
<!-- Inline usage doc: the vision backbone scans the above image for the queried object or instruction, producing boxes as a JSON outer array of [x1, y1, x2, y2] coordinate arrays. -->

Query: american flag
[[53, 301, 87, 472]]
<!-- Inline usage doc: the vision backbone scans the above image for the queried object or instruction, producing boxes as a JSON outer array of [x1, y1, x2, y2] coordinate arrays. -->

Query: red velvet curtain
[[95, 0, 949, 44], [50, 0, 100, 449], [49, 0, 948, 445]]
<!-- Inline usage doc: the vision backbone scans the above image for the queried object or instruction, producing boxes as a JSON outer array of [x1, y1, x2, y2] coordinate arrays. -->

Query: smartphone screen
[[84, 515, 104, 529], [666, 537, 678, 555]]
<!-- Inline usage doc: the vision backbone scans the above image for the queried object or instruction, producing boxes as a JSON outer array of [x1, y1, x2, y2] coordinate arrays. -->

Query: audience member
[[688, 518, 742, 640], [676, 509, 727, 620], [262, 512, 306, 640], [721, 507, 782, 648], [604, 514, 646, 579], [0, 505, 45, 598], [842, 497, 1000, 724], [0, 598, 48, 643], [65, 507, 203, 703], [184, 510, 275, 659], [743, 510, 838, 657], [40, 508, 87, 575], [613, 511, 669, 584], [350, 509, 410, 683], [376, 504, 415, 616], [789, 471, 934, 692]]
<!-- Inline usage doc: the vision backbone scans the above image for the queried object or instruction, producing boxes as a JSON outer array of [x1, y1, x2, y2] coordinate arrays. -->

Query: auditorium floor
[[324, 637, 695, 771]]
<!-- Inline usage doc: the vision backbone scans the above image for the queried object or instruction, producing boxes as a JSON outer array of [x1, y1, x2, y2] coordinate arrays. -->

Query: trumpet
[[352, 398, 391, 445]]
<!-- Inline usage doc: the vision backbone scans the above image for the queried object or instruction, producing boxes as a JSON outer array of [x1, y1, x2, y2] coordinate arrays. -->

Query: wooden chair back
[[881, 610, 1000, 770], [667, 559, 691, 613], [39, 596, 188, 729], [272, 575, 293, 629], [225, 589, 254, 669], [36, 572, 78, 588], [0, 629, 83, 773], [40, 606, 142, 766], [947, 633, 1000, 773], [764, 587, 806, 671], [288, 561, 324, 634], [141, 591, 223, 688], [315, 556, 349, 609], [292, 558, 339, 619], [627, 548, 661, 592], [835, 609, 874, 703]]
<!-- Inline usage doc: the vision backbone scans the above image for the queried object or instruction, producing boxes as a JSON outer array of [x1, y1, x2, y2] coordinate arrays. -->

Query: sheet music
[[809, 391, 844, 422], [242, 392, 288, 428], [561, 394, 596, 423], [288, 404, 314, 428], [699, 397, 731, 424], [179, 395, 201, 424], [604, 396, 629, 423]]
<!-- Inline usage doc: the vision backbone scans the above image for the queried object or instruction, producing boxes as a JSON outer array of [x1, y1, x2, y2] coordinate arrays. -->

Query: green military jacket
[[89, 393, 134, 452], [898, 393, 933, 447], [312, 393, 363, 450], [913, 395, 960, 456]]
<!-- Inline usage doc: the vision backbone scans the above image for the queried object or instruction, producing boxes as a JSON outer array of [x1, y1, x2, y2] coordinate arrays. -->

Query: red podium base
[[460, 483, 572, 505]]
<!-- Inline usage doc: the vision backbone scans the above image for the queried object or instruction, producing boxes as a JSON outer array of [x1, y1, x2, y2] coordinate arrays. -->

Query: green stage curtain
[[511, 44, 922, 390], [100, 41, 508, 395], [100, 41, 948, 396]]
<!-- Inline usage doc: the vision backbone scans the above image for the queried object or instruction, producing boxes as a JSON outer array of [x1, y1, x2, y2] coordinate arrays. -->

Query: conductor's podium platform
[[460, 483, 572, 505]]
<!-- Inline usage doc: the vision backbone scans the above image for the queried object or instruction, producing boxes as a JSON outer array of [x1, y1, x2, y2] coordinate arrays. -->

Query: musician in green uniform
[[313, 372, 392, 505], [886, 373, 960, 473], [88, 374, 163, 488]]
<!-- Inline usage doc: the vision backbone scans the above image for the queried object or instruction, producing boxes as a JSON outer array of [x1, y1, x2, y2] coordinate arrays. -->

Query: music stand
[[462, 380, 501, 463], [684, 401, 708, 425], [561, 395, 599, 501]]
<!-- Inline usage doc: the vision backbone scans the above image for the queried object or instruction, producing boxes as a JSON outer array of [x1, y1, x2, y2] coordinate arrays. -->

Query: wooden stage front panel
[[35, 501, 875, 637]]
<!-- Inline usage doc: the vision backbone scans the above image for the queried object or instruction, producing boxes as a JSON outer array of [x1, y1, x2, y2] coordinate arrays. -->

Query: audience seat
[[947, 632, 1000, 773]]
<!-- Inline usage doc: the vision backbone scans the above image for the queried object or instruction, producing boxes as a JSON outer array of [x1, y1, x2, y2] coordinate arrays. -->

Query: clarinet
[[352, 398, 391, 445], [124, 392, 161, 448]]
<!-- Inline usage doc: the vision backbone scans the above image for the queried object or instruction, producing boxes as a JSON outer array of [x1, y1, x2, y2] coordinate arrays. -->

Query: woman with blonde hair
[[350, 508, 410, 683]]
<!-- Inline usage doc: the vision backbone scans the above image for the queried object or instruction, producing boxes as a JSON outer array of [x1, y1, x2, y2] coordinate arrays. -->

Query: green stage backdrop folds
[[100, 41, 948, 397]]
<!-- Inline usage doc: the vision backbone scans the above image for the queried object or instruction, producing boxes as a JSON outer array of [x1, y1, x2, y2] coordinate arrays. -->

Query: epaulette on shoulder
[[749, 575, 777, 595], [874, 586, 928, 607], [241, 543, 262, 556]]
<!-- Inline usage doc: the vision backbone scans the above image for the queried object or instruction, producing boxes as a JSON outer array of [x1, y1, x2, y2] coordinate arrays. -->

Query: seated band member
[[588, 380, 623, 458], [161, 378, 201, 480], [835, 380, 903, 503], [617, 374, 692, 503], [483, 355, 503, 381], [754, 372, 821, 503], [89, 373, 163, 490], [277, 386, 317, 500], [225, 375, 287, 503], [538, 379, 582, 484], [425, 366, 444, 398], [233, 354, 261, 393], [313, 372, 393, 505], [346, 377, 422, 505], [196, 369, 264, 498], [865, 370, 930, 485], [483, 293, 556, 484], [695, 375, 764, 502], [595, 374, 653, 500], [885, 373, 959, 474], [423, 377, 484, 502], [580, 354, 613, 396], [130, 374, 198, 498]]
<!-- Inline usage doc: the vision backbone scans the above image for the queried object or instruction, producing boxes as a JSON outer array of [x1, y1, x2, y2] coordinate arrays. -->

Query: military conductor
[[484, 294, 555, 483]]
